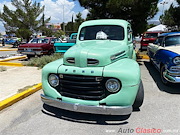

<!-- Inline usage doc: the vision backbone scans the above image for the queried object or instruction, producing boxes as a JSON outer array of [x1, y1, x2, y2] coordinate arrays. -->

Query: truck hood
[[163, 46, 180, 54], [19, 43, 47, 48], [63, 40, 128, 67]]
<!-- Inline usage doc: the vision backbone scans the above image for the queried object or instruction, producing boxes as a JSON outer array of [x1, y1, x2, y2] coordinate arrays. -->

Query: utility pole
[[59, 1, 65, 33], [160, 1, 168, 15]]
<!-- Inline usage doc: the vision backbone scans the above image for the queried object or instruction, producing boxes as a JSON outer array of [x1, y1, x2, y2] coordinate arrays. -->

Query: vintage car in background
[[140, 31, 162, 51], [54, 33, 77, 53], [18, 37, 61, 58], [41, 19, 144, 116], [147, 32, 180, 85]]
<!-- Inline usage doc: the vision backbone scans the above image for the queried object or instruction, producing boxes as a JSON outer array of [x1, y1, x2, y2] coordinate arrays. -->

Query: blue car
[[147, 32, 180, 85]]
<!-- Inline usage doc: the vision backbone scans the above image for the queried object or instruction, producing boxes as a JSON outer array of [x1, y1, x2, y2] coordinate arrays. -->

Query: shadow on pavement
[[42, 104, 130, 125], [144, 61, 180, 94]]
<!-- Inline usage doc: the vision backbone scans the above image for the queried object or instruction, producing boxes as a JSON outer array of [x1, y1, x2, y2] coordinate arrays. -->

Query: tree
[[0, 0, 50, 41], [74, 12, 85, 31], [76, 0, 158, 35], [160, 1, 180, 31], [65, 12, 84, 35]]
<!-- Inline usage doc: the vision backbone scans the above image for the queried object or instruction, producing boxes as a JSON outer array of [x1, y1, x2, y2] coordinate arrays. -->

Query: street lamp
[[160, 1, 168, 15]]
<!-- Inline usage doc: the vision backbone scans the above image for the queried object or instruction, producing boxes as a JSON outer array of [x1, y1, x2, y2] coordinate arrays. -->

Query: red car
[[140, 31, 162, 51], [18, 37, 61, 58]]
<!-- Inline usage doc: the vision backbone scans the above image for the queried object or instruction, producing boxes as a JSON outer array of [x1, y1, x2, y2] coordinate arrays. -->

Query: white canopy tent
[[147, 24, 168, 32]]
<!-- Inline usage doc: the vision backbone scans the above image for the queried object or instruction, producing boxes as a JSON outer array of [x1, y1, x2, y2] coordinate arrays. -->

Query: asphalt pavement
[[0, 59, 179, 135]]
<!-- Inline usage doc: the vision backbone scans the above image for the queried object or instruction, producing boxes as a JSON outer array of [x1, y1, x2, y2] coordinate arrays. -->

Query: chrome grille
[[56, 74, 106, 100]]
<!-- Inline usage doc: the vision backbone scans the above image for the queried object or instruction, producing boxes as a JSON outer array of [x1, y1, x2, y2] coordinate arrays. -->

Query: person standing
[[2, 38, 5, 46]]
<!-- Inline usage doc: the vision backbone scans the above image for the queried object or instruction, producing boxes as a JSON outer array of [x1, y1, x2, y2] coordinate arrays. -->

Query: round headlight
[[173, 56, 180, 65], [105, 79, 121, 93], [48, 74, 59, 87]]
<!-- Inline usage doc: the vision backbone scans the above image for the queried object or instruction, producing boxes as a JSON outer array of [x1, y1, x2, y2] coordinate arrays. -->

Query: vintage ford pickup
[[41, 19, 144, 115]]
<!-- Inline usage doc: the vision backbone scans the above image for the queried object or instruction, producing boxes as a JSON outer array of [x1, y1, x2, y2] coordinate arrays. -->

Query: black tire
[[48, 49, 54, 55], [160, 65, 170, 85], [27, 55, 33, 59], [140, 46, 143, 52], [133, 80, 144, 109]]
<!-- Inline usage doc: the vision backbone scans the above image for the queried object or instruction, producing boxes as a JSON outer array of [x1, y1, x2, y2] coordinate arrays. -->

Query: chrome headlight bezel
[[105, 78, 121, 93], [48, 74, 59, 87], [173, 56, 180, 65]]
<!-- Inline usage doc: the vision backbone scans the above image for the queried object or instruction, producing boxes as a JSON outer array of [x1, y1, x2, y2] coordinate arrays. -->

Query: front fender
[[155, 49, 179, 68], [103, 58, 140, 87], [100, 58, 140, 106]]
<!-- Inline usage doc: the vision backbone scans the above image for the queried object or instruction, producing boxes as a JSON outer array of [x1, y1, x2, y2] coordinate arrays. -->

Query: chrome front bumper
[[18, 50, 43, 55], [164, 70, 180, 83], [41, 94, 132, 115]]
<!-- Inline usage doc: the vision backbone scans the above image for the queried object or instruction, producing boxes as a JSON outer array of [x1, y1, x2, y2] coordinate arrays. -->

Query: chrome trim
[[111, 51, 126, 61], [66, 57, 75, 64], [18, 51, 43, 55], [41, 94, 132, 115], [87, 58, 99, 65], [163, 70, 180, 83]]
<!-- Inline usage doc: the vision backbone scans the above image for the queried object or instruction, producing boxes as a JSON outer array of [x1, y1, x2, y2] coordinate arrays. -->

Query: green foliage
[[74, 12, 85, 31], [0, 0, 50, 41], [77, 0, 158, 35], [52, 30, 65, 38], [160, 2, 180, 31], [65, 12, 84, 34], [24, 53, 63, 69]]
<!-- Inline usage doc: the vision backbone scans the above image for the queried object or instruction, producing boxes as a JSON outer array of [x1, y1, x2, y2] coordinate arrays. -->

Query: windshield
[[165, 35, 180, 47], [29, 38, 49, 43], [144, 33, 158, 38], [79, 25, 124, 41]]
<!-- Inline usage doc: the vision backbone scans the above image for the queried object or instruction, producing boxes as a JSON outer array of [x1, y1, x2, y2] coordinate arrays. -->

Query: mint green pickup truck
[[41, 19, 144, 116]]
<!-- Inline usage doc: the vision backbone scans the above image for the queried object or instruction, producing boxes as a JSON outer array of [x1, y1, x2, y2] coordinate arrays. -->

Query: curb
[[0, 62, 23, 67], [0, 49, 18, 51], [137, 54, 149, 59], [0, 55, 27, 62], [0, 83, 42, 111]]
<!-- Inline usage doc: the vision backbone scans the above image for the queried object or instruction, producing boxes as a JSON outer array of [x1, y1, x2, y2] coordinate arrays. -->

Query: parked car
[[17, 37, 61, 58], [54, 33, 77, 53], [147, 32, 180, 85], [140, 31, 162, 51], [41, 19, 144, 116], [4, 38, 16, 44]]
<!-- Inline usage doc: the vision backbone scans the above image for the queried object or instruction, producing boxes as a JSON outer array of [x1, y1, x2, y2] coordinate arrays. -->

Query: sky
[[0, 0, 179, 34]]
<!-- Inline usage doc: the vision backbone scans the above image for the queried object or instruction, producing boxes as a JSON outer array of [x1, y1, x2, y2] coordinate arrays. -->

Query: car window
[[154, 36, 164, 46], [79, 25, 124, 41], [144, 33, 158, 38], [29, 38, 49, 43], [71, 35, 77, 39], [165, 35, 180, 46], [51, 38, 62, 43]]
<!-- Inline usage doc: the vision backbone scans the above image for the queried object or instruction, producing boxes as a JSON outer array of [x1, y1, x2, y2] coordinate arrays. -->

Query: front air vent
[[66, 57, 75, 64], [87, 58, 99, 65], [111, 50, 126, 61]]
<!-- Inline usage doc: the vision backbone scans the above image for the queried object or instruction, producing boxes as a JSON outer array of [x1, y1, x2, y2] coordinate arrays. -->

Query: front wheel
[[133, 80, 144, 109]]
